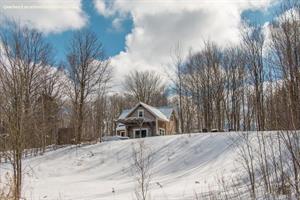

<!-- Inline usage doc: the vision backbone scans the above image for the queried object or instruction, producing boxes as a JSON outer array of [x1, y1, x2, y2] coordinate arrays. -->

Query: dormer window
[[138, 109, 144, 118]]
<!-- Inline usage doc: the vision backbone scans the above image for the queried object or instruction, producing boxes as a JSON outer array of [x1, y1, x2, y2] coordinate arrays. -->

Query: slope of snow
[[3, 132, 245, 200]]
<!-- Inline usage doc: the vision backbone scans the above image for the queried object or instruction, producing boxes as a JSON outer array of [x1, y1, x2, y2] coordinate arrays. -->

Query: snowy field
[[2, 132, 247, 200]]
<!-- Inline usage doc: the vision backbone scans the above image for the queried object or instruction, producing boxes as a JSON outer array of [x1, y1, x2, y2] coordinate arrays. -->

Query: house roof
[[116, 123, 126, 131], [118, 102, 174, 122], [118, 109, 131, 119]]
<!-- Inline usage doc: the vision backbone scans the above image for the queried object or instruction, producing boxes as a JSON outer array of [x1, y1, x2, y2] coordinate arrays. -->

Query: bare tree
[[242, 25, 266, 131], [132, 140, 153, 200], [66, 30, 111, 144], [223, 47, 246, 131], [0, 21, 53, 200], [204, 42, 224, 131], [124, 70, 167, 106], [169, 43, 185, 133], [269, 2, 300, 195], [269, 1, 300, 130], [183, 42, 224, 132]]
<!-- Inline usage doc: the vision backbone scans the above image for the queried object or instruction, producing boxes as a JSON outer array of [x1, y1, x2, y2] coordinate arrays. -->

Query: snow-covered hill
[[5, 132, 245, 200]]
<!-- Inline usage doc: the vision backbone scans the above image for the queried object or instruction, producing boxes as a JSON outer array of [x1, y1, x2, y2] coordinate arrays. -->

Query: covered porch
[[116, 117, 160, 138]]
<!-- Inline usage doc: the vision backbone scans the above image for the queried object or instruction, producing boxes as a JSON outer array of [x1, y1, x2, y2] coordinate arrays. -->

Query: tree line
[[171, 1, 300, 133]]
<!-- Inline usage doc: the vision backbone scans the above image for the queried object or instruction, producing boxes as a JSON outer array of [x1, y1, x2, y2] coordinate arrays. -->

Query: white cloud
[[111, 17, 125, 32], [94, 0, 115, 17], [0, 0, 87, 34], [94, 0, 277, 87], [94, 0, 107, 16]]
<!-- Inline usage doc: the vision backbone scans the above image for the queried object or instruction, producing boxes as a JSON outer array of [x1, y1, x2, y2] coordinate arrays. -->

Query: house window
[[138, 109, 144, 118], [159, 128, 165, 135]]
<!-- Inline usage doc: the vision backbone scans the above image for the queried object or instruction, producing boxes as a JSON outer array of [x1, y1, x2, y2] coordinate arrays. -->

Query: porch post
[[156, 118, 158, 135], [115, 121, 117, 136], [165, 122, 167, 135]]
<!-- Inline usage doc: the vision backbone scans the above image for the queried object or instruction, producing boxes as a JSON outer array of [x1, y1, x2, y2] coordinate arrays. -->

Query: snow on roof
[[118, 109, 131, 120], [116, 123, 126, 131], [118, 102, 174, 122], [140, 102, 169, 121]]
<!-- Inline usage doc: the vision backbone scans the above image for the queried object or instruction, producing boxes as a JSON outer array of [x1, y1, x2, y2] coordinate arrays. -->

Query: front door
[[141, 130, 147, 138], [135, 129, 147, 138]]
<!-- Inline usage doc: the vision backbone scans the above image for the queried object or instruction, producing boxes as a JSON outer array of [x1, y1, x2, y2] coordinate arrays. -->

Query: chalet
[[116, 102, 178, 138]]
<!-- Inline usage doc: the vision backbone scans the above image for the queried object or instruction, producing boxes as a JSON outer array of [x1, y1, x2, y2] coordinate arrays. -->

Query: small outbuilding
[[57, 128, 75, 145]]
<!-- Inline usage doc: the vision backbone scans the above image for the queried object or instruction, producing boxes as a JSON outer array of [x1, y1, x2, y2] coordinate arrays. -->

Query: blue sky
[[46, 1, 133, 63], [242, 0, 283, 26], [0, 0, 284, 82]]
